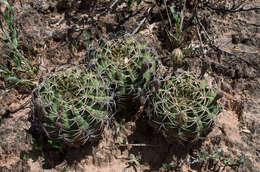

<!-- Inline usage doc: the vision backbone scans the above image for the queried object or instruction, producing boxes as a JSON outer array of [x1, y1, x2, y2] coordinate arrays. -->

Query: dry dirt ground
[[0, 0, 260, 172]]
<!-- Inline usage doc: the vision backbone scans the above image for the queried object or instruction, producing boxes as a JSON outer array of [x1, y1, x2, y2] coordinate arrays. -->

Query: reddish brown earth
[[0, 0, 260, 171]]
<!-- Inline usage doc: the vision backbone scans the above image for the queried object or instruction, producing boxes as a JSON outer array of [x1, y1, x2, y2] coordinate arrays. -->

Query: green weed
[[32, 137, 44, 156], [168, 5, 194, 59], [169, 5, 183, 47], [162, 163, 173, 170], [23, 153, 29, 161], [190, 148, 247, 169], [47, 140, 65, 152], [0, 0, 38, 91], [128, 154, 141, 168]]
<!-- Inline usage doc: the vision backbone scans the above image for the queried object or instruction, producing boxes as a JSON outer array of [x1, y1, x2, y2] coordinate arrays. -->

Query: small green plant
[[23, 153, 29, 161], [190, 148, 247, 169], [32, 137, 44, 156], [149, 72, 222, 142], [47, 139, 65, 152], [162, 163, 173, 170], [168, 5, 183, 47], [0, 0, 38, 91], [71, 29, 92, 52], [123, 153, 141, 172], [168, 5, 194, 59], [88, 35, 158, 117], [32, 65, 116, 147], [128, 154, 141, 168], [112, 121, 128, 145]]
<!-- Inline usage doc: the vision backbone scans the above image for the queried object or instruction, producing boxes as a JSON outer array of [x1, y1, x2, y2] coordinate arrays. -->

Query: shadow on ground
[[125, 118, 203, 171], [24, 124, 98, 169]]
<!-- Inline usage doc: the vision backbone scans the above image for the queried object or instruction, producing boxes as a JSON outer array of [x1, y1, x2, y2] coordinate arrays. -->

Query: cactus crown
[[87, 36, 159, 116], [150, 72, 221, 142], [32, 66, 115, 147], [90, 36, 158, 97]]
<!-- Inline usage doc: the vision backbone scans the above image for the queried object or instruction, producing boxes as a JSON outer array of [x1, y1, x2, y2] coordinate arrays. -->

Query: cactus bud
[[56, 122, 62, 128], [171, 48, 184, 65], [58, 109, 62, 115]]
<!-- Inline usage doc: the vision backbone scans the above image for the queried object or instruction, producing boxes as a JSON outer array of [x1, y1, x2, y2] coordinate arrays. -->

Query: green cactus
[[32, 65, 115, 147], [171, 48, 184, 66], [87, 36, 158, 116], [149, 72, 222, 142]]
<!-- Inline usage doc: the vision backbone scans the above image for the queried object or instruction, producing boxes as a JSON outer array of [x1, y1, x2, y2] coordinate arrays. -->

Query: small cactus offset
[[32, 65, 115, 147], [88, 35, 159, 115], [149, 72, 222, 142], [171, 48, 184, 66]]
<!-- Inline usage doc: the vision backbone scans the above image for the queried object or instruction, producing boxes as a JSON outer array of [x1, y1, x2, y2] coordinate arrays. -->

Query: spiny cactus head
[[88, 35, 159, 117], [171, 48, 184, 66], [92, 36, 158, 94], [32, 65, 115, 147], [150, 72, 222, 142]]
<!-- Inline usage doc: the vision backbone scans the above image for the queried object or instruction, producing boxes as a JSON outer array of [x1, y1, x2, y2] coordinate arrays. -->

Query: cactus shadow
[[126, 118, 203, 170], [25, 124, 99, 169]]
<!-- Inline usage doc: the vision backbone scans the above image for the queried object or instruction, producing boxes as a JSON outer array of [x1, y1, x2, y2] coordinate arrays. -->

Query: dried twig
[[110, 0, 120, 9], [132, 17, 147, 35], [164, 0, 173, 29], [203, 1, 260, 13], [195, 17, 205, 58], [132, 6, 153, 35], [180, 0, 186, 31], [194, 15, 210, 78], [116, 143, 160, 147]]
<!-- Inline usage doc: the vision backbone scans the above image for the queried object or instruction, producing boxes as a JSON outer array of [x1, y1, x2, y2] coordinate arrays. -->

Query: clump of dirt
[[0, 107, 31, 171]]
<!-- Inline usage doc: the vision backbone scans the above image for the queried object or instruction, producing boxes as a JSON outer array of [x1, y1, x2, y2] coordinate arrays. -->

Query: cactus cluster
[[32, 35, 222, 147], [32, 66, 115, 147], [149, 72, 222, 142], [87, 36, 158, 115]]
